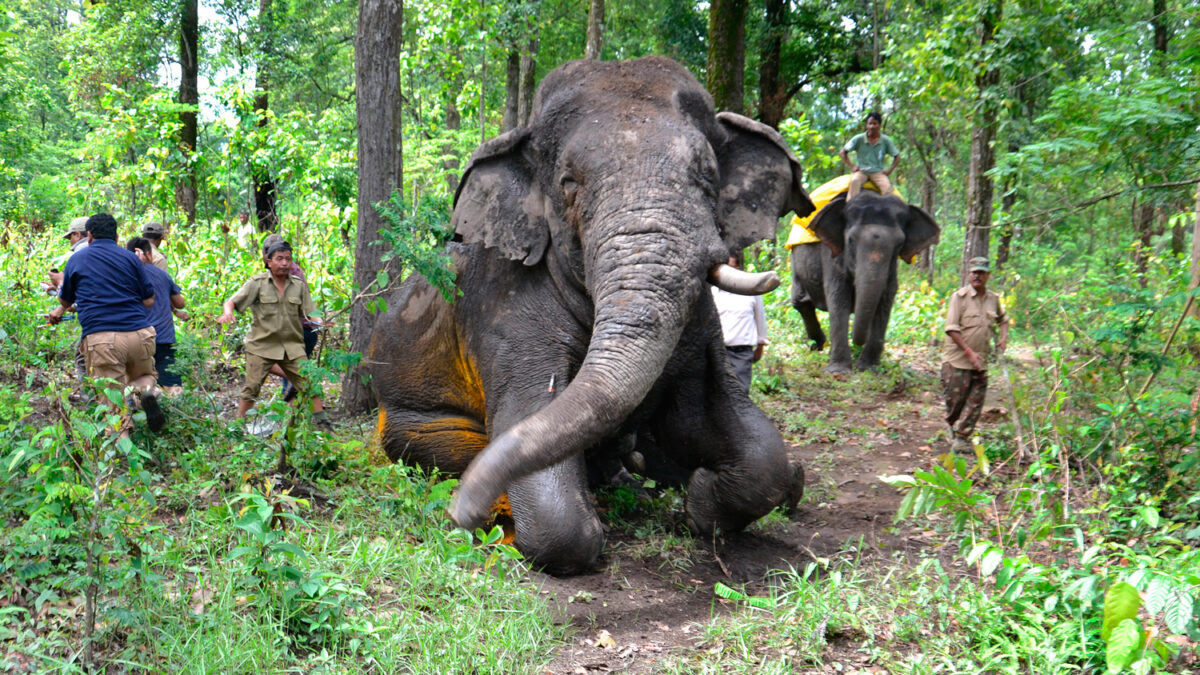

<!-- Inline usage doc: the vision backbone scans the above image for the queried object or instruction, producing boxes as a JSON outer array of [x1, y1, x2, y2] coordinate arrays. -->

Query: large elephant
[[369, 56, 813, 574], [789, 191, 940, 372]]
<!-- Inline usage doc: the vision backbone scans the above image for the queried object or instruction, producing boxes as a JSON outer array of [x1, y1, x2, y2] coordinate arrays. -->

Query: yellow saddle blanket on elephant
[[784, 175, 905, 250]]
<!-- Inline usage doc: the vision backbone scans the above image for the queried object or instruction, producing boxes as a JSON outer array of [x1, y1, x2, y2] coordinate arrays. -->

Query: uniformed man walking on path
[[941, 257, 1008, 453]]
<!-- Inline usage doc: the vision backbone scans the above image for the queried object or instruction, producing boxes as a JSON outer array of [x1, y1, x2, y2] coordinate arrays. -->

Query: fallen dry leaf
[[593, 629, 616, 649]]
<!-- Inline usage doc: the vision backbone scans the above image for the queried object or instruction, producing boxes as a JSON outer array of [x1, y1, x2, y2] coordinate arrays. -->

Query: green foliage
[[376, 190, 457, 301]]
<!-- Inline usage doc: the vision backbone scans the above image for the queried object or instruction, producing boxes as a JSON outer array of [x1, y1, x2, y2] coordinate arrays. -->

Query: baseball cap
[[63, 217, 88, 238], [967, 257, 990, 273], [142, 221, 167, 237]]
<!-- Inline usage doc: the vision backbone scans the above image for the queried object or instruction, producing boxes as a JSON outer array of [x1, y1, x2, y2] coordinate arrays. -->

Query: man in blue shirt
[[47, 214, 166, 432], [127, 237, 188, 394]]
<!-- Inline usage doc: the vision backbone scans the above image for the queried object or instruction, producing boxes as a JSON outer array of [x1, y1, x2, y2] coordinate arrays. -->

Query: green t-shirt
[[843, 133, 900, 173]]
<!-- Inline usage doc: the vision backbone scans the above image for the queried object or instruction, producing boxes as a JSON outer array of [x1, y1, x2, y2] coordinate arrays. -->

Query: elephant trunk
[[851, 262, 888, 346], [449, 210, 715, 529]]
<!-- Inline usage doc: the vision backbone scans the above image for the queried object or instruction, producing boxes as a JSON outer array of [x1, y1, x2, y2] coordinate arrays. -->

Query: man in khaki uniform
[[941, 256, 1008, 452], [216, 240, 328, 425]]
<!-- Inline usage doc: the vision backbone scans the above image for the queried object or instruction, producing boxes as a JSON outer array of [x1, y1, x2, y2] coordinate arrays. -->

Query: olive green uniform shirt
[[230, 272, 316, 360], [941, 285, 1006, 371]]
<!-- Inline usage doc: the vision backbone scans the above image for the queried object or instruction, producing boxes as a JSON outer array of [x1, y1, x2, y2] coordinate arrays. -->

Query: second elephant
[[790, 191, 940, 372]]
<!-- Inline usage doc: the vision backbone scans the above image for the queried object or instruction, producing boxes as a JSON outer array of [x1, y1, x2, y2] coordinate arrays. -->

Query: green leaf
[[1144, 576, 1174, 616], [713, 582, 747, 602], [1164, 589, 1194, 635], [1105, 618, 1140, 673], [981, 548, 1004, 577], [1102, 582, 1141, 641], [1139, 506, 1160, 529]]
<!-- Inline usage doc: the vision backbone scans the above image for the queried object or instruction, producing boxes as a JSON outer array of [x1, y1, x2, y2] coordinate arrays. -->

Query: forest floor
[[2, 345, 1022, 673], [534, 349, 1009, 674]]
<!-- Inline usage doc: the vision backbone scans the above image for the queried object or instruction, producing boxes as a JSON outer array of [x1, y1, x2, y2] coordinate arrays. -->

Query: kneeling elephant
[[369, 56, 812, 574]]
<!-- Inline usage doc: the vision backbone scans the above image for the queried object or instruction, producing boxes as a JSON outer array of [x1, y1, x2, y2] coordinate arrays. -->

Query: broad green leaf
[[1102, 582, 1140, 641], [1164, 590, 1194, 635], [1106, 618, 1140, 674], [1139, 506, 1160, 529], [1145, 576, 1174, 616], [981, 548, 1004, 577]]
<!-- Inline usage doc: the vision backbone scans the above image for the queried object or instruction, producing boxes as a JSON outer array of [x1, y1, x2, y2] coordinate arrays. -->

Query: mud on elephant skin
[[789, 191, 940, 373], [368, 56, 813, 575]]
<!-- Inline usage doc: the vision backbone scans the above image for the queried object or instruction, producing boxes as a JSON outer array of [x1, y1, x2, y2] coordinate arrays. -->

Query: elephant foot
[[684, 468, 723, 536], [853, 360, 882, 373], [825, 361, 852, 374], [809, 338, 826, 352], [782, 461, 805, 514]]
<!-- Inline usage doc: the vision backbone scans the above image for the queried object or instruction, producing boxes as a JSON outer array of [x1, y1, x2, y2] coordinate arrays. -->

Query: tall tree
[[503, 47, 520, 130], [518, 35, 538, 126], [706, 0, 747, 114], [177, 0, 199, 226], [253, 0, 278, 232], [344, 0, 404, 414], [960, 0, 1002, 282], [585, 0, 604, 59], [1191, 181, 1200, 319]]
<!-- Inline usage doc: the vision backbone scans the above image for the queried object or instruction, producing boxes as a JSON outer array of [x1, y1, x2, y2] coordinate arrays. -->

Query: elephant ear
[[452, 127, 551, 266], [713, 112, 815, 252], [898, 204, 941, 263], [809, 193, 848, 258]]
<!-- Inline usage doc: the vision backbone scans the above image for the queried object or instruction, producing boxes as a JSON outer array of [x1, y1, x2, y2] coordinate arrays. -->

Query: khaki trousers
[[847, 170, 893, 200]]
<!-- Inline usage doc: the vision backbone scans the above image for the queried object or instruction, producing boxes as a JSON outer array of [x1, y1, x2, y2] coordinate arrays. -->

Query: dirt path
[[536, 365, 956, 674]]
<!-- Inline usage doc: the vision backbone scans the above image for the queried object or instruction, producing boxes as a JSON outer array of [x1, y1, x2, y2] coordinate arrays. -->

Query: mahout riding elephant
[[369, 56, 813, 574], [789, 191, 940, 373]]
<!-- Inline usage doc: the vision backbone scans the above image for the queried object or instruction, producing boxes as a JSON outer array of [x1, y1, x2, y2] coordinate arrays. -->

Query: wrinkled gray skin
[[789, 192, 940, 373], [369, 57, 813, 574]]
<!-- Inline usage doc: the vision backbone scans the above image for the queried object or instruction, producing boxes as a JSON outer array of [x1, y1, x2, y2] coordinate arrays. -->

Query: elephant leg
[[378, 406, 489, 475], [789, 246, 827, 351], [507, 454, 604, 575], [654, 350, 800, 534], [825, 304, 853, 373], [792, 297, 826, 351], [823, 271, 854, 373]]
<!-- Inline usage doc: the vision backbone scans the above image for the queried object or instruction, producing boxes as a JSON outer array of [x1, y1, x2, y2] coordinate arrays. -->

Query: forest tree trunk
[[586, 0, 604, 59], [757, 0, 785, 128], [444, 100, 461, 194], [706, 0, 747, 114], [960, 0, 1002, 283], [518, 36, 538, 127], [344, 0, 404, 415], [1190, 180, 1200, 319], [253, 0, 278, 232], [504, 47, 520, 131], [176, 0, 199, 226]]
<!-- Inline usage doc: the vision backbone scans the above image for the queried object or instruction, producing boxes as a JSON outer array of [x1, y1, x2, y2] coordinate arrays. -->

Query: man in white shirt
[[711, 254, 769, 393]]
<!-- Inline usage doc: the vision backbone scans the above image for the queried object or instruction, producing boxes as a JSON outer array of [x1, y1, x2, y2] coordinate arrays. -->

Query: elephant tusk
[[708, 263, 781, 295]]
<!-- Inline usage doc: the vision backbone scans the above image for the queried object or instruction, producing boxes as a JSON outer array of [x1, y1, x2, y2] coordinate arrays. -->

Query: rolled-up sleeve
[[944, 293, 963, 333]]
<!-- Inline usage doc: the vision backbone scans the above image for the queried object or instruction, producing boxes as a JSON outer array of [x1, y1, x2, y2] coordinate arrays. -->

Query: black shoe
[[312, 411, 332, 430], [282, 380, 298, 402], [141, 391, 166, 432]]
